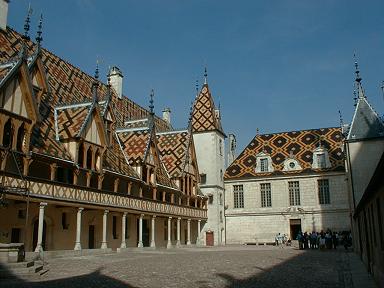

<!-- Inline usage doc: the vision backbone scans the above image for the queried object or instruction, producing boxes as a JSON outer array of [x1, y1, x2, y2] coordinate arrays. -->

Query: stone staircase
[[0, 260, 48, 280]]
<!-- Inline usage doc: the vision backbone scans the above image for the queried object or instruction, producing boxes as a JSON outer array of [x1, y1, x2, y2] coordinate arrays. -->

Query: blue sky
[[7, 0, 384, 153]]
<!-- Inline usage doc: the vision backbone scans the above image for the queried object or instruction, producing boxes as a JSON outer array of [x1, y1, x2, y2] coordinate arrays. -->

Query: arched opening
[[78, 143, 84, 168], [86, 146, 93, 170], [3, 118, 13, 148], [16, 123, 25, 152], [95, 149, 101, 171]]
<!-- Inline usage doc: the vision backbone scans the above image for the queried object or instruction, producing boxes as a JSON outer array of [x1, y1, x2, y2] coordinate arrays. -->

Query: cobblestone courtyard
[[0, 246, 375, 288]]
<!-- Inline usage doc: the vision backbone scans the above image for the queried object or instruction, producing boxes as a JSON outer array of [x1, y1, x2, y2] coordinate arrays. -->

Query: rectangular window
[[371, 204, 377, 246], [260, 183, 272, 207], [208, 195, 214, 204], [317, 153, 326, 168], [377, 198, 384, 250], [61, 212, 68, 230], [233, 185, 244, 208], [200, 174, 207, 184], [288, 181, 300, 206], [260, 158, 268, 172], [318, 179, 330, 204], [112, 216, 117, 239]]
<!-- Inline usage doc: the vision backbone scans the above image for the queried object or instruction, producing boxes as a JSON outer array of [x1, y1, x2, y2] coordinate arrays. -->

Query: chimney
[[109, 66, 123, 99], [0, 0, 9, 31], [162, 107, 171, 125]]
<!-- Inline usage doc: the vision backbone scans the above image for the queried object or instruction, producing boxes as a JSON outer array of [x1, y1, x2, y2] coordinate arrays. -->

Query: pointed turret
[[191, 68, 225, 136], [347, 60, 384, 140]]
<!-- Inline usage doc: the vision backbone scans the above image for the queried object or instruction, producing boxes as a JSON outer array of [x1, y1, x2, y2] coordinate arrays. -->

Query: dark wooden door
[[206, 231, 214, 246], [11, 228, 21, 243], [88, 225, 95, 249]]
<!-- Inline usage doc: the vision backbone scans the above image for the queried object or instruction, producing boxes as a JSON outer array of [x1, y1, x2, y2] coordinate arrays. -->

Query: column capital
[[152, 215, 156, 219], [140, 213, 145, 218], [168, 216, 172, 220], [187, 218, 191, 222], [123, 212, 128, 216], [198, 219, 201, 223], [39, 202, 48, 207], [78, 207, 84, 212], [177, 217, 181, 221], [104, 209, 109, 214]]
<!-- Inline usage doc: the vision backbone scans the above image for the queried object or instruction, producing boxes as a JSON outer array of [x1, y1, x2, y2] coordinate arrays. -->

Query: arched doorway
[[33, 219, 47, 251]]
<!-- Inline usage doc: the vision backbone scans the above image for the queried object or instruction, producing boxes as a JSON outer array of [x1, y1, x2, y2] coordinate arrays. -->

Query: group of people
[[274, 230, 352, 250], [296, 230, 352, 250]]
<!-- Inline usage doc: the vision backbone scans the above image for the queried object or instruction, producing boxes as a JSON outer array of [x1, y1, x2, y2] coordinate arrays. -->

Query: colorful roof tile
[[192, 83, 224, 135], [157, 130, 190, 178], [225, 127, 345, 179]]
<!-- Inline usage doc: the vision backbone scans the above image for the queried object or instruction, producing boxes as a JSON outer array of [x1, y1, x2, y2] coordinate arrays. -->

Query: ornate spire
[[149, 89, 154, 115], [92, 61, 99, 103], [338, 110, 344, 127], [354, 55, 365, 99], [36, 14, 43, 46], [195, 79, 199, 97], [23, 5, 32, 41], [204, 67, 208, 84]]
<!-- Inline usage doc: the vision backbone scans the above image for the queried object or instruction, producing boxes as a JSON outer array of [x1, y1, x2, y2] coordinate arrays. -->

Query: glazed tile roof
[[192, 84, 224, 135], [104, 135, 139, 179], [157, 130, 190, 178], [55, 103, 92, 140], [117, 128, 151, 165], [225, 127, 345, 179]]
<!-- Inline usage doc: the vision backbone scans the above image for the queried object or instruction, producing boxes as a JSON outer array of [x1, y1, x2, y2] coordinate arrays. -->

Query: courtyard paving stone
[[0, 246, 376, 288]]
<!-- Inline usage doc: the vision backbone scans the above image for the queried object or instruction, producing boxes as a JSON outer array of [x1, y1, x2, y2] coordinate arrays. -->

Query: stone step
[[0, 260, 46, 279]]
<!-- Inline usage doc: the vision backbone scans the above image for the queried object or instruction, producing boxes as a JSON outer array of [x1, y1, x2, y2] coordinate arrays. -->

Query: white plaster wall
[[347, 139, 384, 205], [193, 131, 226, 245], [224, 173, 350, 244]]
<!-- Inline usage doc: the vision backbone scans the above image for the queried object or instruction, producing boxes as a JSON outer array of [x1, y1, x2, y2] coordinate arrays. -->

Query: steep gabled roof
[[192, 83, 224, 135], [347, 96, 384, 141], [157, 130, 190, 177], [225, 127, 345, 179]]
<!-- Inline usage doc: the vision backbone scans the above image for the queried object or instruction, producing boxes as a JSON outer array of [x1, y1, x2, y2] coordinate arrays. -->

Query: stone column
[[74, 207, 84, 250], [101, 210, 109, 249], [138, 214, 144, 248], [150, 215, 156, 248], [167, 217, 172, 249], [120, 212, 127, 249], [34, 202, 47, 252], [187, 219, 191, 246], [176, 217, 181, 247], [197, 220, 201, 245]]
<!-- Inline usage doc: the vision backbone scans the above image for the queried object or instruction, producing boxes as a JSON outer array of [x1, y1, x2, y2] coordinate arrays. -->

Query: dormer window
[[312, 146, 331, 169], [255, 152, 274, 173], [283, 157, 302, 172]]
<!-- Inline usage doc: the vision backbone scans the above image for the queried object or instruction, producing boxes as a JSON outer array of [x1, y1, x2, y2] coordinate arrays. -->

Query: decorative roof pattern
[[124, 119, 149, 129], [192, 84, 224, 134], [55, 104, 91, 139], [225, 127, 345, 179], [117, 129, 150, 165], [104, 135, 139, 179], [157, 130, 190, 177]]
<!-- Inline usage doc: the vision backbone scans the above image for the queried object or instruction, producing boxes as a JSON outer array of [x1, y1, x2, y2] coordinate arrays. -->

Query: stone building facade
[[224, 127, 350, 244], [0, 1, 208, 258], [344, 64, 384, 286]]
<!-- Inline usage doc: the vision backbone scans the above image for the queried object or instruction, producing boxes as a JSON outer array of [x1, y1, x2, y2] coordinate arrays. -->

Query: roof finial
[[354, 53, 366, 99], [149, 89, 154, 115], [204, 67, 208, 84], [94, 60, 99, 80], [23, 4, 33, 41], [36, 14, 43, 46], [189, 101, 193, 121], [107, 65, 111, 86], [381, 81, 384, 103], [195, 79, 199, 97], [338, 110, 344, 127]]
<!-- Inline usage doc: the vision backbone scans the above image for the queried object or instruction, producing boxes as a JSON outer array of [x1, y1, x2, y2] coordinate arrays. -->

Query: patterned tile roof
[[225, 127, 345, 179], [55, 103, 92, 139], [157, 130, 190, 178], [192, 84, 224, 135], [104, 135, 139, 179], [124, 118, 149, 129], [117, 129, 150, 165]]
